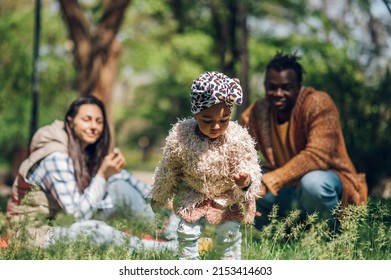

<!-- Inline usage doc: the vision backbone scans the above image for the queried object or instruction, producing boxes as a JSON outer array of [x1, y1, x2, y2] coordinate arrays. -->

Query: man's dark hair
[[265, 51, 304, 84]]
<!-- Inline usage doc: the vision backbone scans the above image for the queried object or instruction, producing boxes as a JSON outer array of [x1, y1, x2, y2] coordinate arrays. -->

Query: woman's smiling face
[[70, 104, 104, 148]]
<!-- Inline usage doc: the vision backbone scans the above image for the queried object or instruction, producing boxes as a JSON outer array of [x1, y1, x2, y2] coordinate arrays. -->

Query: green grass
[[0, 195, 390, 260], [243, 199, 391, 260], [3, 147, 388, 259]]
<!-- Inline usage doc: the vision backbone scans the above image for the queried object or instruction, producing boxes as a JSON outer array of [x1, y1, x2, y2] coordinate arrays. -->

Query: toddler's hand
[[259, 181, 268, 196], [232, 172, 251, 189]]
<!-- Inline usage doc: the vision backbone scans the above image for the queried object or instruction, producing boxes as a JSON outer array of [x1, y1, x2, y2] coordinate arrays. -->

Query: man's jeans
[[255, 170, 342, 230]]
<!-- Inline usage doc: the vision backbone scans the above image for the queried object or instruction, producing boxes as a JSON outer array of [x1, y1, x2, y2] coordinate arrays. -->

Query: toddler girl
[[149, 71, 262, 259]]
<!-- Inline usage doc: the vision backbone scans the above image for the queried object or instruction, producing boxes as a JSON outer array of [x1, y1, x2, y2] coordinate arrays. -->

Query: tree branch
[[58, 0, 91, 64], [95, 0, 132, 56]]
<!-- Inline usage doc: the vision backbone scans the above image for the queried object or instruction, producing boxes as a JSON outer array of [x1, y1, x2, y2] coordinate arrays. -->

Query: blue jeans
[[255, 170, 342, 230], [101, 177, 180, 241], [102, 178, 156, 219]]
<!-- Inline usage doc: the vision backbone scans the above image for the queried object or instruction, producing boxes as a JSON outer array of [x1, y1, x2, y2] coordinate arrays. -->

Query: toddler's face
[[194, 103, 231, 139]]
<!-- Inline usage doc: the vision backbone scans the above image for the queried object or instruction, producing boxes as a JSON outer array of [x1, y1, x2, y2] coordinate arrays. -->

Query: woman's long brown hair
[[64, 96, 111, 192]]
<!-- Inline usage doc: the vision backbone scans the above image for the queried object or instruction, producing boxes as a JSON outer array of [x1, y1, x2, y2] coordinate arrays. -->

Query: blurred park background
[[0, 0, 390, 198]]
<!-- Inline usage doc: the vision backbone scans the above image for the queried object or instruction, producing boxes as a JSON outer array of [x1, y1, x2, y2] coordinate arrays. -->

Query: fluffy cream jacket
[[149, 118, 261, 224]]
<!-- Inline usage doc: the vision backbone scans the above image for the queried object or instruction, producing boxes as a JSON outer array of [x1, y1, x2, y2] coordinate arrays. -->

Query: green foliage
[[0, 8, 35, 153], [116, 0, 217, 147], [1, 0, 390, 190], [114, 1, 391, 192], [37, 5, 78, 124], [246, 198, 391, 260], [0, 3, 77, 165]]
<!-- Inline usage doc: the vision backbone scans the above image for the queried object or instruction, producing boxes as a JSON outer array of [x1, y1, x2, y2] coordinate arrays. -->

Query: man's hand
[[260, 173, 279, 196]]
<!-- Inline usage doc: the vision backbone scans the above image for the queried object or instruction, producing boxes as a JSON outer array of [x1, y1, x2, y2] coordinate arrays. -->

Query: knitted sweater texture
[[241, 87, 367, 206], [149, 118, 261, 224]]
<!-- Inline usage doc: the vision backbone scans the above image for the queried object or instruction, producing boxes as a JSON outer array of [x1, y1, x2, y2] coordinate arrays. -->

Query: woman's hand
[[232, 172, 251, 189], [96, 149, 126, 180]]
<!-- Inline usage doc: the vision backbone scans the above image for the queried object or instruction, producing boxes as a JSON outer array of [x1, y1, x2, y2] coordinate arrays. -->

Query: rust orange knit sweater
[[242, 87, 367, 206]]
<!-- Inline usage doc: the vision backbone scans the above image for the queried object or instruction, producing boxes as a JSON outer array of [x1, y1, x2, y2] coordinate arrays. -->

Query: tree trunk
[[235, 0, 250, 120], [58, 0, 131, 116], [58, 0, 131, 147], [209, 0, 246, 120], [209, 0, 228, 72]]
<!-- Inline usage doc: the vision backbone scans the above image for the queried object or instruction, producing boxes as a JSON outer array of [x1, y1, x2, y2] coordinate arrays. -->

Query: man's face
[[264, 68, 301, 113]]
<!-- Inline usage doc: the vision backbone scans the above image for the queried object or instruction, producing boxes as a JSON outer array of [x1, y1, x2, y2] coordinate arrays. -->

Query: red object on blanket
[[0, 237, 8, 248]]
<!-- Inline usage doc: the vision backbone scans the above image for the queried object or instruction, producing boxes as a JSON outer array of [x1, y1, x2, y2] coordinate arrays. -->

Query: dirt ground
[[130, 170, 154, 185]]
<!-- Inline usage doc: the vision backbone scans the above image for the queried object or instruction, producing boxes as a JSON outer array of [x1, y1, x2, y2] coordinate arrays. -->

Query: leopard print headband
[[190, 71, 243, 115]]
